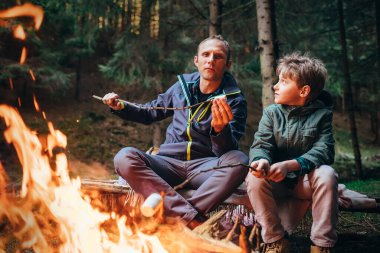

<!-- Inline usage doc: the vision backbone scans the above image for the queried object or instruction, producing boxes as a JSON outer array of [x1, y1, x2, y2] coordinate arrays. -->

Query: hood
[[280, 90, 334, 116]]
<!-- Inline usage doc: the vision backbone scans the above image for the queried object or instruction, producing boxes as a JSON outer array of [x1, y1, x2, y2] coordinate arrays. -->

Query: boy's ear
[[300, 85, 311, 98]]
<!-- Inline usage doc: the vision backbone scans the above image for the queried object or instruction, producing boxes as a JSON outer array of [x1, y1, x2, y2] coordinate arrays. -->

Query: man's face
[[194, 39, 231, 83], [273, 72, 309, 106]]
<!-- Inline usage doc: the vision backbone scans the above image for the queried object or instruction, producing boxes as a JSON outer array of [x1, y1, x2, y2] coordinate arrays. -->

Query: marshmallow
[[212, 94, 226, 100], [140, 193, 163, 217]]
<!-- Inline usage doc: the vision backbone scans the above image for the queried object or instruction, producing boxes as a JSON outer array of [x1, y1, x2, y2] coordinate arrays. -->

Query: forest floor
[[0, 72, 379, 252]]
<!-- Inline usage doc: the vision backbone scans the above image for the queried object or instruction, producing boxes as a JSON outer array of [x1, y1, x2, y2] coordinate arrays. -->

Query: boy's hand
[[250, 159, 269, 178], [211, 97, 233, 133], [266, 161, 290, 182]]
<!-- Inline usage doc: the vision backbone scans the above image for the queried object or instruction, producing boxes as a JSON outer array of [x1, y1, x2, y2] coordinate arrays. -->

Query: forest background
[[0, 0, 379, 189]]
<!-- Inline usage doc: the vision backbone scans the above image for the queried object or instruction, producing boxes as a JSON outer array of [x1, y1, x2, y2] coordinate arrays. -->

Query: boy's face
[[273, 72, 309, 106]]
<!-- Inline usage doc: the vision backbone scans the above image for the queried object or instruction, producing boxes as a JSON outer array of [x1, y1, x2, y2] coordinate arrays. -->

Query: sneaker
[[310, 245, 333, 253], [263, 238, 289, 253]]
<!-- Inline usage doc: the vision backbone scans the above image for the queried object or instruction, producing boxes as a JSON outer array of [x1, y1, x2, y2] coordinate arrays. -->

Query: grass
[[334, 128, 380, 181]]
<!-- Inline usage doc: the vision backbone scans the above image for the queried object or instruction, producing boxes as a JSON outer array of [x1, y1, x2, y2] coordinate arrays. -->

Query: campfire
[[0, 3, 244, 252], [0, 105, 244, 253]]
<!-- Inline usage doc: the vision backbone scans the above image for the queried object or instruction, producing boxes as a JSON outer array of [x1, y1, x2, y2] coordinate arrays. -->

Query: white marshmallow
[[212, 94, 226, 100], [140, 193, 163, 217]]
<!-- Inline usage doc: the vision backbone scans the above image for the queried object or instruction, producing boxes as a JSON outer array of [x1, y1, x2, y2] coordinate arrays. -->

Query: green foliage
[[0, 64, 30, 80], [344, 179, 380, 196]]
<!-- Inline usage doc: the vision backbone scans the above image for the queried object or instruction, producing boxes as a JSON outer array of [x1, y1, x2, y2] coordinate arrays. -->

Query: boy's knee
[[245, 173, 268, 192], [314, 165, 338, 188]]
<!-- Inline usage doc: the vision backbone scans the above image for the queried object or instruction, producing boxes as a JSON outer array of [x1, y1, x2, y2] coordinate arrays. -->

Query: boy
[[246, 53, 338, 253]]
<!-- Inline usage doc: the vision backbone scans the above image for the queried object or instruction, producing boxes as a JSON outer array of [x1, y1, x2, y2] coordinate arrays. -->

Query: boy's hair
[[197, 35, 231, 62], [276, 52, 328, 101]]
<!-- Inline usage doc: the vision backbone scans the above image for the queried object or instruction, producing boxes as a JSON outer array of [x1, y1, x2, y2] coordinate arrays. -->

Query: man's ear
[[226, 59, 232, 69], [300, 85, 311, 98], [193, 55, 199, 67]]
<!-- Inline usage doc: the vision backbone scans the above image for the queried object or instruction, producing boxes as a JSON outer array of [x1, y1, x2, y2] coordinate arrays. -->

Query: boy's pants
[[114, 147, 249, 224], [245, 165, 338, 248]]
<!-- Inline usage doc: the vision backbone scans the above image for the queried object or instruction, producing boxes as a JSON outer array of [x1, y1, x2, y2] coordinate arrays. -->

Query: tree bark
[[75, 56, 82, 101], [126, 0, 133, 33], [256, 0, 275, 108], [373, 0, 380, 144], [141, 0, 153, 37], [337, 0, 363, 178], [269, 0, 279, 62], [209, 0, 222, 36]]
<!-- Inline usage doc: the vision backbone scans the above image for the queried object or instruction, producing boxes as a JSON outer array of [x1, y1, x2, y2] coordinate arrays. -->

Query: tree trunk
[[141, 0, 153, 37], [337, 0, 363, 178], [256, 0, 275, 108], [126, 0, 133, 33], [269, 0, 279, 62], [370, 82, 379, 144], [209, 0, 222, 36], [374, 0, 380, 145], [152, 124, 162, 148], [75, 56, 82, 101]]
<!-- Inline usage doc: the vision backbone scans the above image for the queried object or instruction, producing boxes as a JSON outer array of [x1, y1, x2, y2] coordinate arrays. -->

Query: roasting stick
[[92, 94, 226, 111]]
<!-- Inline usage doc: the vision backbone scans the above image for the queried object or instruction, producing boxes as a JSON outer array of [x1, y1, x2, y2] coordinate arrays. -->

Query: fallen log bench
[[80, 178, 380, 214]]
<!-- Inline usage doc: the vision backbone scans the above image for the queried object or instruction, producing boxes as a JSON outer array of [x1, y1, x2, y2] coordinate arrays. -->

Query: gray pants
[[114, 147, 249, 224], [245, 165, 338, 248]]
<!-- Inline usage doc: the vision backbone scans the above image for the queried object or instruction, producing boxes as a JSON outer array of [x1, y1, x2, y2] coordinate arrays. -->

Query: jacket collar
[[180, 71, 241, 99]]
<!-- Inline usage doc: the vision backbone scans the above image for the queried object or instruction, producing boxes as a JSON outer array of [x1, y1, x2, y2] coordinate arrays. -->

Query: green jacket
[[249, 90, 335, 177]]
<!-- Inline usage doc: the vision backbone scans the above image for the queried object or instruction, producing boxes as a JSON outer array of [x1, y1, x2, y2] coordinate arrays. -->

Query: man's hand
[[102, 92, 124, 110], [250, 159, 269, 178], [211, 96, 233, 133]]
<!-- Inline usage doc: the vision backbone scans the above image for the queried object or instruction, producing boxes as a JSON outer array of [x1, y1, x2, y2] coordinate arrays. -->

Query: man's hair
[[197, 35, 231, 62], [276, 52, 328, 100]]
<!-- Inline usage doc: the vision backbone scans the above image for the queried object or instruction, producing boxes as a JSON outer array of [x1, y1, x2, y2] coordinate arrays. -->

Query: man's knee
[[219, 150, 248, 184], [114, 147, 144, 175], [220, 150, 249, 165]]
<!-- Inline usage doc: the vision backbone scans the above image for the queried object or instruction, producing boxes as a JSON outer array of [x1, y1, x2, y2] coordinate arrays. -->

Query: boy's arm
[[297, 110, 335, 175], [249, 108, 276, 165]]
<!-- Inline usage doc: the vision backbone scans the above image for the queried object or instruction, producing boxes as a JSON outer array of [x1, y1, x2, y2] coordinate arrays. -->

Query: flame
[[20, 46, 27, 64], [0, 105, 167, 252], [9, 78, 14, 90], [13, 24, 26, 40], [33, 94, 40, 112], [0, 3, 44, 30], [29, 69, 36, 81]]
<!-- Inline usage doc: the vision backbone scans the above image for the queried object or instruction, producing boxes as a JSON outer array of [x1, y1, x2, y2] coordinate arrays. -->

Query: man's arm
[[104, 84, 177, 125], [210, 95, 247, 156]]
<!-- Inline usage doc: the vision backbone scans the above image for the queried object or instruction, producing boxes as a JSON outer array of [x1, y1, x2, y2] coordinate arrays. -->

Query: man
[[102, 35, 248, 229]]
